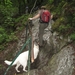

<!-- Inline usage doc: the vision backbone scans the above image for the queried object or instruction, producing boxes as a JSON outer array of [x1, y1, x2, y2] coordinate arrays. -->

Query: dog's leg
[[22, 62, 27, 72], [15, 63, 20, 72]]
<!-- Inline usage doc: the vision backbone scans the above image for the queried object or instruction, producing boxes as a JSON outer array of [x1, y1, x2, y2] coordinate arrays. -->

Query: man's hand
[[28, 18, 33, 20]]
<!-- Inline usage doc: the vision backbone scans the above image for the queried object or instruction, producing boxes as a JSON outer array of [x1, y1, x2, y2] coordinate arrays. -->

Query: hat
[[40, 6, 46, 9]]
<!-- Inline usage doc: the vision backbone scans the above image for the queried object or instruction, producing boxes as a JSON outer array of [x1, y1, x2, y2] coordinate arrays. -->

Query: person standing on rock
[[29, 6, 53, 47]]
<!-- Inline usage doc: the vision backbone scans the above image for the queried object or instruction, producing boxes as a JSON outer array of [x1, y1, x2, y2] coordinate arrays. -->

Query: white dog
[[4, 41, 39, 72]]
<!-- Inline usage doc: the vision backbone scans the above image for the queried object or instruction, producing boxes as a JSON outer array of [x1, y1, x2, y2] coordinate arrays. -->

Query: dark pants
[[39, 23, 48, 46]]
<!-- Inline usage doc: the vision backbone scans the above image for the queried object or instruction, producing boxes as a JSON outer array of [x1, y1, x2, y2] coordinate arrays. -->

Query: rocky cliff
[[2, 19, 75, 75]]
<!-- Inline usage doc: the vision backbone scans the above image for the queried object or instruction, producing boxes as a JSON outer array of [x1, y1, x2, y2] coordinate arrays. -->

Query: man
[[29, 6, 53, 46]]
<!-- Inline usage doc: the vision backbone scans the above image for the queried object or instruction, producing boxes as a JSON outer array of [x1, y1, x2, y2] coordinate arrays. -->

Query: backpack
[[40, 10, 51, 23]]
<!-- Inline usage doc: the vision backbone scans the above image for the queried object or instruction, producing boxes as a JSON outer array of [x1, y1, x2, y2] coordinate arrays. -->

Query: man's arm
[[29, 14, 40, 20], [51, 14, 53, 20]]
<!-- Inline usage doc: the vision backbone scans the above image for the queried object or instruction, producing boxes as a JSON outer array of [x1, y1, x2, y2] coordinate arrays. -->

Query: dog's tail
[[4, 60, 16, 66]]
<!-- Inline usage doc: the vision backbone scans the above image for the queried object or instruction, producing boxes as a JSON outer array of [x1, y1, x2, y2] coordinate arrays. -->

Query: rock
[[42, 46, 74, 75], [3, 18, 75, 75]]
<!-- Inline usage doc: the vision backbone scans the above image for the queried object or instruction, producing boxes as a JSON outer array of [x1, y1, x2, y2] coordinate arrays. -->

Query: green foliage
[[5, 0, 12, 6], [50, 0, 75, 39], [0, 27, 18, 50], [0, 3, 18, 32], [3, 16, 14, 27], [0, 27, 18, 44], [70, 33, 75, 41], [58, 24, 71, 34], [0, 27, 7, 44], [6, 33, 18, 42], [48, 0, 54, 4], [0, 3, 18, 17], [15, 14, 29, 31], [0, 1, 18, 50], [0, 45, 5, 51], [52, 17, 65, 31], [15, 14, 29, 24]]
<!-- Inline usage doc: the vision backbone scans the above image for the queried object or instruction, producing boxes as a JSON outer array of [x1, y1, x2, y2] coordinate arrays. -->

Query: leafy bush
[[0, 27, 7, 44], [70, 33, 75, 41], [6, 32, 18, 42], [0, 27, 17, 44]]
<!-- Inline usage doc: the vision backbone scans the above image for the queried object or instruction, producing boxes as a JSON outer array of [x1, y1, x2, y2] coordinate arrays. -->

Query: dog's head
[[34, 39, 39, 46]]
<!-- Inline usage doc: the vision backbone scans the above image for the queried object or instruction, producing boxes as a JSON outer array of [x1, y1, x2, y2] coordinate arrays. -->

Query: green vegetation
[[0, 0, 75, 50], [48, 0, 75, 40]]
